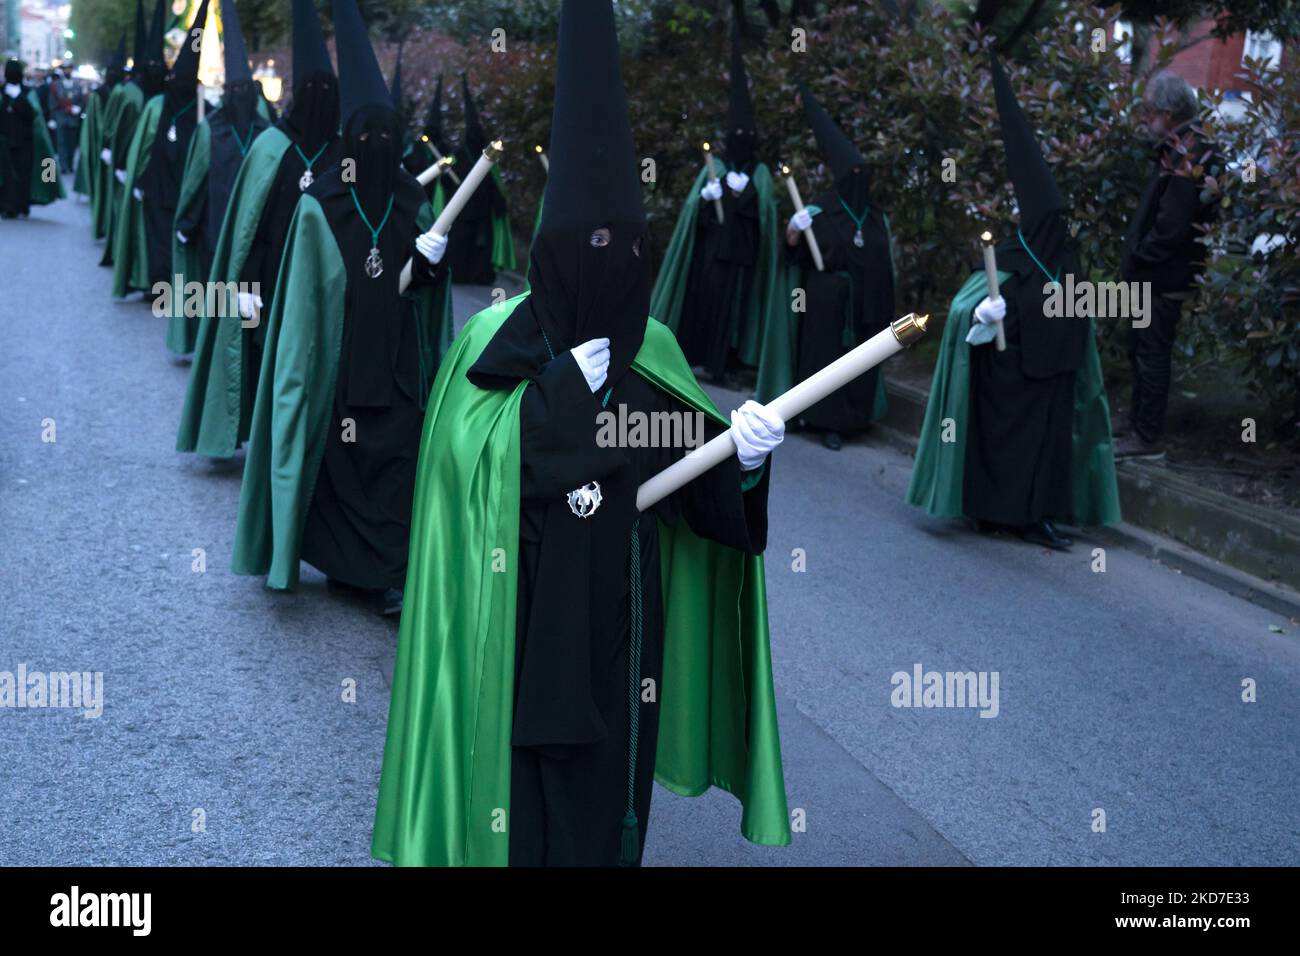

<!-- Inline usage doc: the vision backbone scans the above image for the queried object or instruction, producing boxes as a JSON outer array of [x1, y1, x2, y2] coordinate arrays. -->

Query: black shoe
[[1020, 519, 1072, 551], [380, 588, 404, 617], [821, 431, 843, 451], [1114, 434, 1166, 460]]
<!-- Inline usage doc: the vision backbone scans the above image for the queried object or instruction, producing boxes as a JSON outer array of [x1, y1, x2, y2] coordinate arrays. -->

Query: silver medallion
[[853, 229, 864, 248], [166, 124, 177, 143], [566, 481, 603, 518], [364, 246, 383, 279], [298, 168, 313, 191]]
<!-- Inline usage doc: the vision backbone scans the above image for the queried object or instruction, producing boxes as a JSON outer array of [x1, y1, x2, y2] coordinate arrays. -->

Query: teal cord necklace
[[232, 122, 255, 158], [165, 99, 195, 143], [837, 194, 870, 248], [349, 187, 395, 279], [292, 141, 329, 191], [1017, 228, 1061, 287]]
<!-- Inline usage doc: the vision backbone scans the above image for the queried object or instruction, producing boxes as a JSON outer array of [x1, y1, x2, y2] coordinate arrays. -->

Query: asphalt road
[[2, 197, 1296, 867]]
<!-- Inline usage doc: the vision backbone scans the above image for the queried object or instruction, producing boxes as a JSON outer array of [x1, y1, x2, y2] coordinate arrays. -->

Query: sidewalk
[[879, 378, 1300, 618]]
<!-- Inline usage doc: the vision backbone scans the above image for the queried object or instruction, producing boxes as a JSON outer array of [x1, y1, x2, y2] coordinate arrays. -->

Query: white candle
[[535, 145, 549, 173], [702, 141, 725, 224], [636, 313, 929, 511], [980, 231, 1007, 352], [782, 164, 824, 273], [399, 140, 504, 293], [425, 138, 461, 185], [416, 155, 455, 187]]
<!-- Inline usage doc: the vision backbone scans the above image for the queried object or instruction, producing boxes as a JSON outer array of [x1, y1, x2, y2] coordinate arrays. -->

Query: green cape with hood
[[73, 87, 102, 197], [650, 160, 781, 370], [904, 270, 1122, 525], [109, 93, 163, 297], [0, 88, 65, 206], [98, 81, 145, 247], [229, 193, 452, 584], [370, 295, 792, 866], [753, 203, 892, 419], [174, 125, 290, 454], [166, 116, 212, 354]]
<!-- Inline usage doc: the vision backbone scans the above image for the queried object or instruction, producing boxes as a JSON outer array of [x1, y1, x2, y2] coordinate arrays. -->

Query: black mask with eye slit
[[528, 220, 651, 387], [286, 71, 339, 156]]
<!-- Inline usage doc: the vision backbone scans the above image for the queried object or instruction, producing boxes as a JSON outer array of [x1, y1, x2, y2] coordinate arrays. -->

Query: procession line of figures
[[3, 0, 1120, 866]]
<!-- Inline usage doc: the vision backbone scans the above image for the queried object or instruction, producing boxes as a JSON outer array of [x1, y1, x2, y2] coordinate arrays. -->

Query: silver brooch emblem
[[298, 168, 313, 191], [166, 124, 177, 143], [567, 481, 602, 518]]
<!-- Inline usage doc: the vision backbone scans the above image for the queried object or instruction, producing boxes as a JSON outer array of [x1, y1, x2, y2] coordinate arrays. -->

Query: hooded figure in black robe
[[134, 0, 208, 286], [673, 12, 767, 384], [402, 72, 446, 200], [445, 73, 507, 284], [239, 0, 342, 322], [463, 0, 783, 866], [174, 0, 270, 280], [100, 0, 166, 266], [96, 37, 127, 108], [289, 0, 448, 610], [0, 60, 37, 218], [961, 51, 1089, 550], [784, 83, 895, 449]]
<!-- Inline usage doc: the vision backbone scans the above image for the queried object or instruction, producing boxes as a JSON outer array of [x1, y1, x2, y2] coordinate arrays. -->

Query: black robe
[[468, 306, 771, 866], [175, 107, 271, 281], [443, 143, 504, 285], [962, 264, 1080, 528], [0, 86, 35, 217], [135, 100, 200, 285], [789, 192, 894, 432], [676, 163, 762, 381], [295, 167, 447, 591]]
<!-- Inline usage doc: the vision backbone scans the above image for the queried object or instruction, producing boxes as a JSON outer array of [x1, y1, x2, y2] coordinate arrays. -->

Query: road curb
[[879, 380, 1300, 618]]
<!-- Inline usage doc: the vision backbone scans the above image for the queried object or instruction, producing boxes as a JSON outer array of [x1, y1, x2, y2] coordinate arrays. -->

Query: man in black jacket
[[1117, 70, 1217, 459]]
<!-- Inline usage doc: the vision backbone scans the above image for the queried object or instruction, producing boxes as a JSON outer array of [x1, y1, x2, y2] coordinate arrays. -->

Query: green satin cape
[[370, 297, 792, 866], [650, 161, 780, 369], [904, 270, 1122, 525], [230, 194, 452, 589], [98, 83, 144, 246], [109, 94, 162, 297], [166, 118, 212, 355], [175, 126, 288, 453], [73, 89, 101, 197]]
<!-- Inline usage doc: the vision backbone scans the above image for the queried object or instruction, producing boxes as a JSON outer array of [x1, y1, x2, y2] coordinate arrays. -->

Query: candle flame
[[980, 231, 993, 242], [535, 144, 543, 153], [702, 141, 711, 151], [781, 164, 791, 175]]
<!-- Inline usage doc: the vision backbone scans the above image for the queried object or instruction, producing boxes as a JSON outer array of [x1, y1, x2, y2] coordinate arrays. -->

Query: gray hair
[[1144, 71, 1199, 122]]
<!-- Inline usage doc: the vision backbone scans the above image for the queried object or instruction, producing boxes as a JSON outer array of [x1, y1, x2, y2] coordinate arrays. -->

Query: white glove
[[725, 170, 749, 194], [3, 83, 20, 98], [100, 147, 112, 166], [700, 179, 723, 202], [48, 119, 57, 130], [237, 291, 263, 321], [132, 187, 143, 201], [790, 208, 813, 232], [415, 229, 447, 266], [570, 337, 610, 394], [115, 168, 126, 184], [974, 295, 1006, 325], [176, 230, 188, 245], [730, 399, 784, 471]]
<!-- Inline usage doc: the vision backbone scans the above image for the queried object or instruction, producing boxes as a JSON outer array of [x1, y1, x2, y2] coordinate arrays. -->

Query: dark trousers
[[1127, 295, 1183, 442]]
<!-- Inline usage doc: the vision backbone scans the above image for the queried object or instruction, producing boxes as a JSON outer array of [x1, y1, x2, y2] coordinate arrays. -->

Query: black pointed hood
[[111, 32, 128, 70], [390, 46, 403, 116], [799, 80, 864, 180], [132, 0, 147, 68], [162, 0, 208, 112], [989, 49, 1065, 233], [525, 0, 649, 388], [423, 73, 445, 150], [726, 6, 757, 170], [292, 0, 333, 86], [460, 72, 484, 153], [332, 0, 390, 123], [147, 0, 166, 64], [221, 0, 253, 84]]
